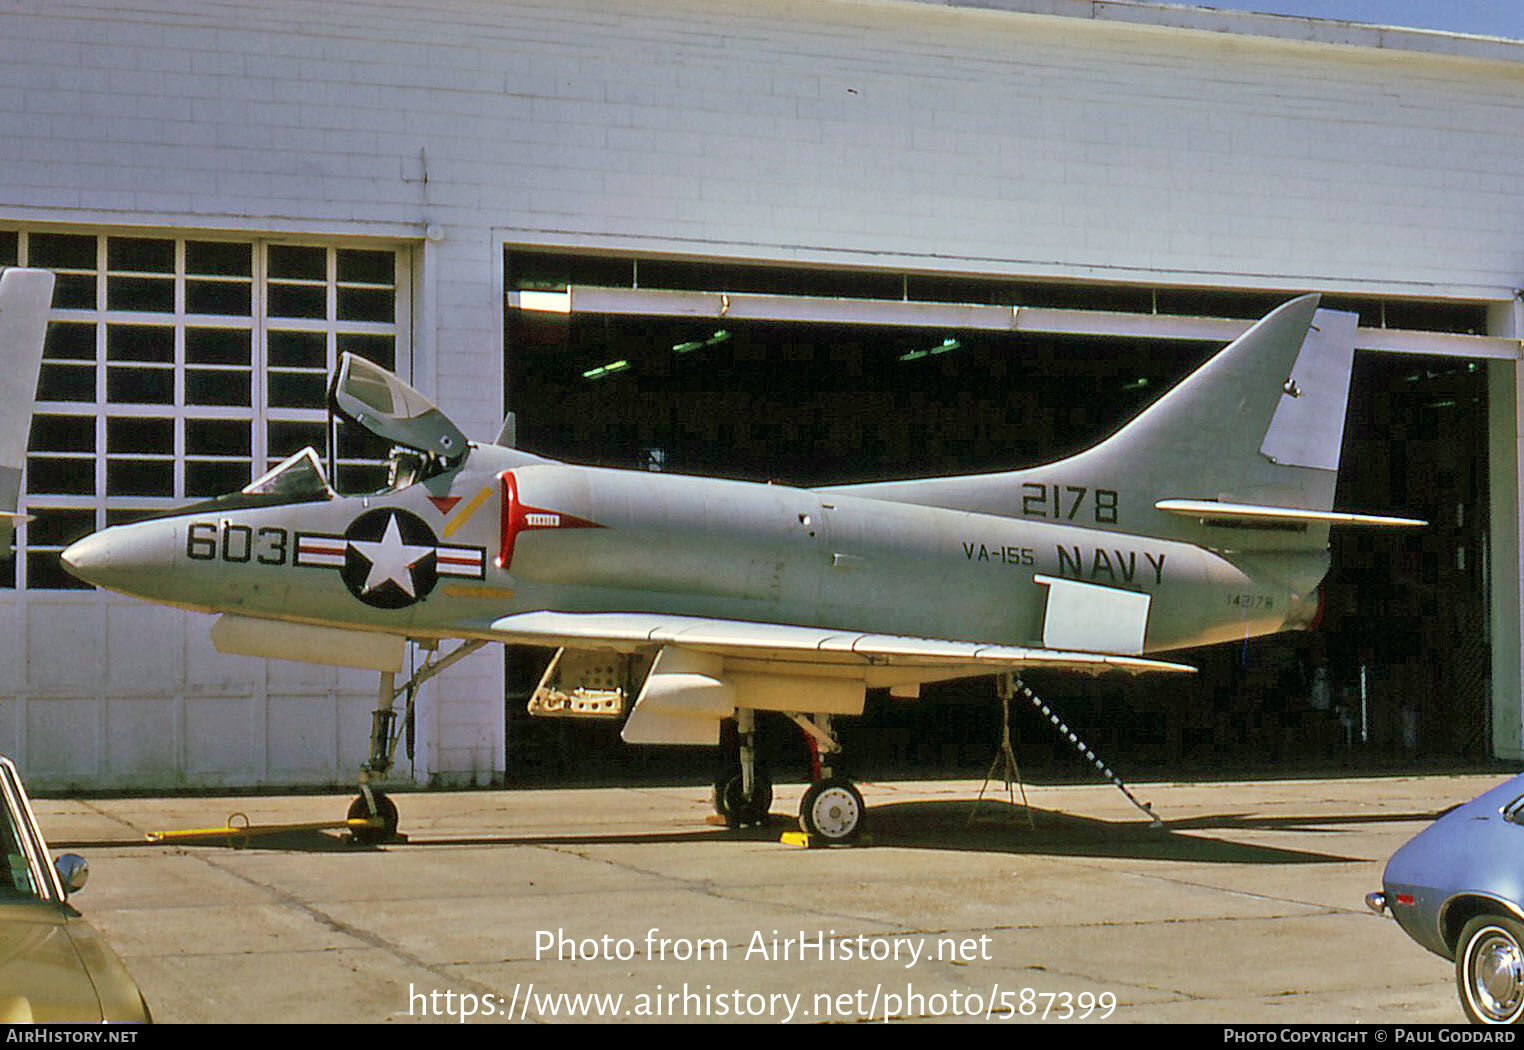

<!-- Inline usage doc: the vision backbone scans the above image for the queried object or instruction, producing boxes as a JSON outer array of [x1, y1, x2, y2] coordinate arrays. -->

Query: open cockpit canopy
[[329, 353, 469, 464]]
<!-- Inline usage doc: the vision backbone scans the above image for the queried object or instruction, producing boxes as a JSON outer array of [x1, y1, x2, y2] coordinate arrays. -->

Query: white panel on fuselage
[[1035, 575, 1151, 656]]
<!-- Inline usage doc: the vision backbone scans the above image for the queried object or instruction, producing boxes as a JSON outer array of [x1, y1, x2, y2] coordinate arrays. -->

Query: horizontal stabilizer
[[1156, 499, 1426, 528], [484, 610, 1195, 676]]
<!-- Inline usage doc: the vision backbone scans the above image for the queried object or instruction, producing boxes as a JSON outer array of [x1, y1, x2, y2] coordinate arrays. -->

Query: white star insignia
[[347, 514, 433, 597]]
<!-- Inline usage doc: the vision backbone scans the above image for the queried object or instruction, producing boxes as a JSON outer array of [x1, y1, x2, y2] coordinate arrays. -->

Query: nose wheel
[[714, 766, 773, 826], [347, 790, 399, 846]]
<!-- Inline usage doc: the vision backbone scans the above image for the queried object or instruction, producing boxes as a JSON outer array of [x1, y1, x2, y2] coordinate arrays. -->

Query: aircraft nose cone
[[60, 524, 174, 590], [60, 532, 109, 583]]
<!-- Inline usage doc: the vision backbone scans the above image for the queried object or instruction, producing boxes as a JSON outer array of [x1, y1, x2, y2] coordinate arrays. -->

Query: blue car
[[1369, 774, 1524, 1024]]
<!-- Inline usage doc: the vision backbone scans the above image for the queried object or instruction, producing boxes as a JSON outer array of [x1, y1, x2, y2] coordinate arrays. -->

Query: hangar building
[[1, 0, 1522, 789]]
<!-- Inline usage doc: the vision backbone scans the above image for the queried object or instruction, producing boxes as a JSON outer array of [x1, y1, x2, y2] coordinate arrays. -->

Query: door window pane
[[9, 231, 405, 588]]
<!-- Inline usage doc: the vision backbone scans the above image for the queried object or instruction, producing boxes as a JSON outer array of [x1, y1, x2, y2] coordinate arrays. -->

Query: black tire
[[798, 777, 865, 844], [711, 764, 735, 817], [348, 792, 399, 845], [1457, 914, 1524, 1024], [713, 767, 772, 827]]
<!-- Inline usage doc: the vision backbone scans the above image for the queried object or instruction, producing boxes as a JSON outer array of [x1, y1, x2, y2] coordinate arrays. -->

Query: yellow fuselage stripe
[[442, 485, 494, 538]]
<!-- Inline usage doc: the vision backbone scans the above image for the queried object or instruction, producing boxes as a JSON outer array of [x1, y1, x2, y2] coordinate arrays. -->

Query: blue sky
[[1189, 2, 1524, 39]]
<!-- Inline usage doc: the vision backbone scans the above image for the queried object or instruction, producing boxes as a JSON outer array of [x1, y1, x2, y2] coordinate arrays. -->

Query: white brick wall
[[3, 0, 1522, 301], [3, 0, 1524, 786]]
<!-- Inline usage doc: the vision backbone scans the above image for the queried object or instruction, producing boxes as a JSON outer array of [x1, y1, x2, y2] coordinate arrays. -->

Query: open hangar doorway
[[500, 255, 1491, 784]]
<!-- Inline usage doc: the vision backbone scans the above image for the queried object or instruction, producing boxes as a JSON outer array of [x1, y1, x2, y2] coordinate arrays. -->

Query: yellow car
[[0, 756, 150, 1023]]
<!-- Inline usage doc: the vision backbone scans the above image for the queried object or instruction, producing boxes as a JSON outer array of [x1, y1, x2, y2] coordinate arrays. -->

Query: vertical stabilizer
[[1052, 295, 1351, 538], [823, 295, 1361, 552], [0, 269, 54, 557]]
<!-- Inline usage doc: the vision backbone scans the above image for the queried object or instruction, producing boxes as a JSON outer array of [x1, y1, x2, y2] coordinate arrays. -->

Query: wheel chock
[[779, 830, 872, 848], [707, 813, 776, 829]]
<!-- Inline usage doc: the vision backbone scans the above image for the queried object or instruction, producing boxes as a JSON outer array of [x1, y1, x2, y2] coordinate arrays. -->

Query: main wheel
[[347, 791, 399, 845], [1457, 914, 1524, 1024], [799, 777, 865, 844], [713, 767, 772, 827]]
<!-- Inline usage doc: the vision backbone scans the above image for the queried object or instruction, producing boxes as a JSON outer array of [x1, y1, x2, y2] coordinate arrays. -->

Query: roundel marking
[[341, 508, 440, 609], [292, 510, 486, 608]]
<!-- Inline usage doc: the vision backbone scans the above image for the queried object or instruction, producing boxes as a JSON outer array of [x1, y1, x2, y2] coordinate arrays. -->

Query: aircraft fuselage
[[63, 445, 1315, 657]]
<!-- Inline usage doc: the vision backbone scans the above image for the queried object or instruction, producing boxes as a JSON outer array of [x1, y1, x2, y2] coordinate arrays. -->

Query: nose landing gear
[[348, 785, 399, 846], [347, 638, 488, 845]]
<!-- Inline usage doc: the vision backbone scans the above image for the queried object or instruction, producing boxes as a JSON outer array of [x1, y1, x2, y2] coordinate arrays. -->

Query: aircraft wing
[[482, 610, 1194, 676]]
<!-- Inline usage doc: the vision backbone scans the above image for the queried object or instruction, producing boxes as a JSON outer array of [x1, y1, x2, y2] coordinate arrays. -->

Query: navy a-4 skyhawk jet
[[0, 266, 1420, 844]]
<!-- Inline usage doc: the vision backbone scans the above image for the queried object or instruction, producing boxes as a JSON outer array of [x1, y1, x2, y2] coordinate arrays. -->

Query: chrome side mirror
[[54, 854, 88, 896]]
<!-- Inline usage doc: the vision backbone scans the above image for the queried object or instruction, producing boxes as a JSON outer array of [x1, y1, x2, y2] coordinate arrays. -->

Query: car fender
[[1440, 892, 1524, 958]]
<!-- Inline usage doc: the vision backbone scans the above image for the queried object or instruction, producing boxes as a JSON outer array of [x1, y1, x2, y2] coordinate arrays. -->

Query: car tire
[[1457, 914, 1524, 1024]]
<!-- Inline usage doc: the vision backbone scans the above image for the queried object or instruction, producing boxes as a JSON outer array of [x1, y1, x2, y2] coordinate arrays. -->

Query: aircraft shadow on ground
[[388, 800, 1440, 865], [783, 800, 1371, 864], [53, 801, 1441, 861]]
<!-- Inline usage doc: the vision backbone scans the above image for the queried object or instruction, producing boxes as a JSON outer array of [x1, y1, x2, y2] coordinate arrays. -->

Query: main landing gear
[[714, 709, 866, 845], [789, 713, 864, 844], [349, 638, 488, 845], [713, 674, 1158, 847], [714, 709, 773, 827]]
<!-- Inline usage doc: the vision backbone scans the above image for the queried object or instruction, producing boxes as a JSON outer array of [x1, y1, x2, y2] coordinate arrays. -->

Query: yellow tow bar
[[146, 812, 380, 847]]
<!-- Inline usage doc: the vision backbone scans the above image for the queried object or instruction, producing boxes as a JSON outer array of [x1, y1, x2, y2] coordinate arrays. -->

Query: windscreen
[[0, 767, 44, 901], [242, 448, 334, 501]]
